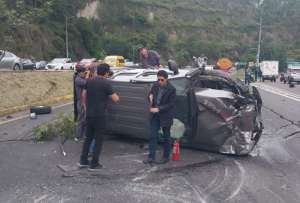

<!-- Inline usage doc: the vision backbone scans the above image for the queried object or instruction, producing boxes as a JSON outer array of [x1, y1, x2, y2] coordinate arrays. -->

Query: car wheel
[[61, 67, 64, 70], [284, 80, 286, 84], [289, 83, 295, 88], [30, 106, 52, 115], [13, 64, 21, 71]]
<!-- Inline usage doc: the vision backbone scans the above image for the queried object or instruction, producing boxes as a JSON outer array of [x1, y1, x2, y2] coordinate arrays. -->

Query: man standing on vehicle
[[74, 65, 88, 141], [139, 47, 160, 69], [79, 63, 120, 171], [144, 70, 176, 164]]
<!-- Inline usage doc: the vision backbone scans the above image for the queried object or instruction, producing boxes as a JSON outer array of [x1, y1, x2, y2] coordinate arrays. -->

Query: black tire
[[13, 64, 21, 71], [61, 67, 64, 70], [284, 80, 286, 84], [30, 106, 52, 115], [289, 83, 295, 88]]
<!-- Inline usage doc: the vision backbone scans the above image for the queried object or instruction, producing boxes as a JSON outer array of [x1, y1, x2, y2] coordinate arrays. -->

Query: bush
[[33, 114, 76, 142]]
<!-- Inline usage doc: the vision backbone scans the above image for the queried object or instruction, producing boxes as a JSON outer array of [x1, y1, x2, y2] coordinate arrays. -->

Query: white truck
[[260, 61, 279, 82]]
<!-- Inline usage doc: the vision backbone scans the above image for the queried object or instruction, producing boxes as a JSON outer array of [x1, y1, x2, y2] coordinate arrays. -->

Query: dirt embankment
[[0, 71, 74, 116]]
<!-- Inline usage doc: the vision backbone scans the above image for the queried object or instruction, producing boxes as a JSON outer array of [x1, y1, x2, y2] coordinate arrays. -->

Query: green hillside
[[1, 0, 300, 69]]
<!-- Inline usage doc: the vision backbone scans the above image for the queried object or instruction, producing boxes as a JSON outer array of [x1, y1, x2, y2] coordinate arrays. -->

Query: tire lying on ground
[[30, 106, 52, 115]]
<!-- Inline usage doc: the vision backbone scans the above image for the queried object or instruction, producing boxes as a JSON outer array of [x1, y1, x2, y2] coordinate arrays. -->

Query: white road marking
[[0, 102, 73, 126], [252, 83, 300, 102], [225, 161, 246, 201], [205, 166, 229, 197], [132, 167, 158, 182], [181, 176, 207, 203], [263, 187, 287, 203], [34, 194, 48, 203]]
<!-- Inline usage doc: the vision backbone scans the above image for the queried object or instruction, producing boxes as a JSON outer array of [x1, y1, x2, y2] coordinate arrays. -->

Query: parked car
[[0, 50, 23, 70], [35, 61, 47, 70], [104, 55, 125, 67], [46, 58, 76, 70], [21, 59, 36, 70], [104, 66, 263, 155], [286, 63, 300, 87]]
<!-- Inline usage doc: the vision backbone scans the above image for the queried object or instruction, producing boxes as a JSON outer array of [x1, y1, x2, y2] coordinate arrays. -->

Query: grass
[[0, 71, 74, 116]]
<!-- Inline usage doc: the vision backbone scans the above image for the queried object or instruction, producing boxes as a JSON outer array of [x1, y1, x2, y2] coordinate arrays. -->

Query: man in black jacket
[[143, 70, 176, 164]]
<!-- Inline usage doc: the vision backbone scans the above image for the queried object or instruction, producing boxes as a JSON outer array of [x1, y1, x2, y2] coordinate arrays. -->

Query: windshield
[[23, 59, 32, 63]]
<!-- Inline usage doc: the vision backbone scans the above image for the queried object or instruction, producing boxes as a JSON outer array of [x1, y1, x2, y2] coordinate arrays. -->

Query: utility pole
[[256, 0, 264, 66], [65, 16, 69, 59]]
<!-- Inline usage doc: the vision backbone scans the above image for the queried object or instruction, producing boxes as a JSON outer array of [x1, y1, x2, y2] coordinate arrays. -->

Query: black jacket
[[149, 82, 176, 127]]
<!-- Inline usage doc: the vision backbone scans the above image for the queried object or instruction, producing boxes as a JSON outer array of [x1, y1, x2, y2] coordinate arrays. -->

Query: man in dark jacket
[[143, 70, 176, 164]]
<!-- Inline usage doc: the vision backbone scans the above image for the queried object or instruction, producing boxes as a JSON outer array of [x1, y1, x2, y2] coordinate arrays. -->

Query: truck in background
[[260, 61, 279, 82]]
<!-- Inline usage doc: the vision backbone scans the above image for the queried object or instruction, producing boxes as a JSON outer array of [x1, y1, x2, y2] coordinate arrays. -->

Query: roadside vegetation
[[33, 113, 75, 141], [1, 0, 300, 70]]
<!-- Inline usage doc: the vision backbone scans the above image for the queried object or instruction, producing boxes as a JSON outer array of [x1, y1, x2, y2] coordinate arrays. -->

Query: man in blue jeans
[[143, 70, 176, 164]]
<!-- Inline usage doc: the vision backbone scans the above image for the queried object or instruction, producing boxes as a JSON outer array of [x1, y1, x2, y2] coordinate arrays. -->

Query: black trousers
[[80, 117, 105, 167]]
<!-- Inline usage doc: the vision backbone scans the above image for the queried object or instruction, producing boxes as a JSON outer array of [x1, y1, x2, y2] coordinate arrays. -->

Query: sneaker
[[77, 162, 89, 168], [155, 157, 170, 164], [143, 157, 155, 164], [88, 164, 103, 172]]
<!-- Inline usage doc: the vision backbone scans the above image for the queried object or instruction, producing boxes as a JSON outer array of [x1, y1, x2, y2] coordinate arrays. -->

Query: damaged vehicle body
[[105, 67, 263, 155]]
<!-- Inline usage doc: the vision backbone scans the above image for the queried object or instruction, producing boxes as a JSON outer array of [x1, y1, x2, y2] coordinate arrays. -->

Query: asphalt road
[[0, 82, 299, 203]]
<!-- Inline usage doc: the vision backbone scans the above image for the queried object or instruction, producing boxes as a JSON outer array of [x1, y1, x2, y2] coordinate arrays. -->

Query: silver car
[[105, 67, 263, 155], [0, 50, 22, 70]]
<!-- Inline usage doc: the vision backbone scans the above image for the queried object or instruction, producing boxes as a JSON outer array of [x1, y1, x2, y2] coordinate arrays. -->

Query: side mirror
[[168, 59, 179, 75]]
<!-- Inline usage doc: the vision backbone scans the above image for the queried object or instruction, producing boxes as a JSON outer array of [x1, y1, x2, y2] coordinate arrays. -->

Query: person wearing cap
[[143, 70, 176, 164], [78, 63, 120, 171], [139, 47, 161, 69], [74, 65, 88, 141]]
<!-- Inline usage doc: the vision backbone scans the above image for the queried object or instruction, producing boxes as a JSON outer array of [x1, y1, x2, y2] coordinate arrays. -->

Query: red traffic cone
[[172, 140, 180, 161]]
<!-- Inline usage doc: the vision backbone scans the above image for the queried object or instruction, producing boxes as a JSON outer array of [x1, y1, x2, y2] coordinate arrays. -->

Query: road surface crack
[[263, 105, 300, 128], [284, 131, 300, 139]]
